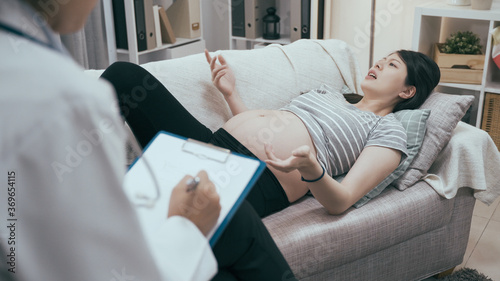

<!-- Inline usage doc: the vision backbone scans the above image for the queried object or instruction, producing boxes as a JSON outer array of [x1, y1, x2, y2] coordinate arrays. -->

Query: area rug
[[441, 268, 493, 281]]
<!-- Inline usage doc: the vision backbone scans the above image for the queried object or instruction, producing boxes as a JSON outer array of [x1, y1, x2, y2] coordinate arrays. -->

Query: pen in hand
[[186, 176, 201, 192]]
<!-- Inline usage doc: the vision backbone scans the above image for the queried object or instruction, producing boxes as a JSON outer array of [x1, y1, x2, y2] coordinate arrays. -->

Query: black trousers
[[101, 61, 296, 281]]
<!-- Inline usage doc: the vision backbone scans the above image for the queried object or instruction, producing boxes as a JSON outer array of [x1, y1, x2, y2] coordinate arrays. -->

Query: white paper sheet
[[123, 131, 266, 246]]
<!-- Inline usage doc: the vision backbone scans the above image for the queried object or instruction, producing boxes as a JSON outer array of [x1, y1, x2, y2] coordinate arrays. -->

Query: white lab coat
[[0, 1, 217, 280]]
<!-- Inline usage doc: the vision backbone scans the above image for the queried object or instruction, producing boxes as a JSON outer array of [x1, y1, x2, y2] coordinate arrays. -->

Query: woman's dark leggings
[[100, 61, 296, 281]]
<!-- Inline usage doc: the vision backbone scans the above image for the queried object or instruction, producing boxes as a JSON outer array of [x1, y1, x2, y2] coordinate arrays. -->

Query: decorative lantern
[[263, 7, 280, 40]]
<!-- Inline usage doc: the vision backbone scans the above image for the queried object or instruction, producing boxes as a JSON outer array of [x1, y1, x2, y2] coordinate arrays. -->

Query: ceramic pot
[[471, 0, 493, 10], [447, 0, 471, 5]]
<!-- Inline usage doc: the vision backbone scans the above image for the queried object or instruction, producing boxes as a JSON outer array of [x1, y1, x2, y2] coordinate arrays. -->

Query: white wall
[[371, 0, 437, 66], [330, 0, 436, 73], [330, 0, 372, 73]]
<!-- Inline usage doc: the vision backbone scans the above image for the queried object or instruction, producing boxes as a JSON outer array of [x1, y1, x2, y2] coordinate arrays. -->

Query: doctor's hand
[[168, 170, 221, 237], [205, 49, 236, 99], [265, 143, 322, 179]]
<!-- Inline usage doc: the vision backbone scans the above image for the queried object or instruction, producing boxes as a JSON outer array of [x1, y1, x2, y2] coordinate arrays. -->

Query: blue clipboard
[[123, 131, 266, 247]]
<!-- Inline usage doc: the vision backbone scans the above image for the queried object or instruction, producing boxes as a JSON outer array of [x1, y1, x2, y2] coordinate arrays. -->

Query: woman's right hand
[[264, 143, 319, 174], [205, 49, 235, 99]]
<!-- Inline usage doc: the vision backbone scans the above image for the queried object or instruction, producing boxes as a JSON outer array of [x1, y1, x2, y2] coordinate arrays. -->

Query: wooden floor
[[454, 196, 500, 280]]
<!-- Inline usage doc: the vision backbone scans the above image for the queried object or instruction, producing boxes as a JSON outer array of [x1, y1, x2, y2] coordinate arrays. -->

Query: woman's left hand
[[264, 143, 318, 173]]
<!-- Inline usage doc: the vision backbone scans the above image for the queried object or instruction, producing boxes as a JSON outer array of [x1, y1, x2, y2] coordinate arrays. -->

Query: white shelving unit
[[412, 0, 500, 127], [103, 0, 205, 65], [228, 0, 292, 50], [227, 0, 323, 50]]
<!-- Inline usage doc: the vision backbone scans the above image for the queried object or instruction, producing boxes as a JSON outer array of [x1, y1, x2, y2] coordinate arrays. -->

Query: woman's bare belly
[[222, 110, 316, 202]]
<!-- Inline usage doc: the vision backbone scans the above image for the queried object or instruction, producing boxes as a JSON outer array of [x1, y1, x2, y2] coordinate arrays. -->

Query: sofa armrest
[[263, 182, 475, 280], [423, 121, 500, 205]]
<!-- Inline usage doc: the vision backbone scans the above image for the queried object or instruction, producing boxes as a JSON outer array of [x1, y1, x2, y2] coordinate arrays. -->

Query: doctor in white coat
[[0, 1, 297, 280], [0, 0, 219, 280]]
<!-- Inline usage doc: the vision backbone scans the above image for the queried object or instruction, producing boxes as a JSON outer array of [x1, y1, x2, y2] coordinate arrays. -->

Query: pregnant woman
[[101, 48, 439, 218]]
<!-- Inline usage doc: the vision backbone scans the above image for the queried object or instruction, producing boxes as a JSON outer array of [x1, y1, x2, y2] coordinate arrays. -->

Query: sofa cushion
[[353, 108, 430, 207], [394, 93, 474, 190], [262, 181, 455, 280]]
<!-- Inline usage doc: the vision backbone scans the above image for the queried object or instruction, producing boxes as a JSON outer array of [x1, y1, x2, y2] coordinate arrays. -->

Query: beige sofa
[[87, 39, 499, 280]]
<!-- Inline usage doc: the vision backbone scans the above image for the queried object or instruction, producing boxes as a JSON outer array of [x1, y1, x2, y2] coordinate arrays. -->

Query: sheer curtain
[[61, 1, 109, 70]]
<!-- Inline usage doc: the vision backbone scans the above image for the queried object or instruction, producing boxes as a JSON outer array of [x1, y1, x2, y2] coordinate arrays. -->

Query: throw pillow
[[353, 108, 431, 208], [394, 92, 475, 190]]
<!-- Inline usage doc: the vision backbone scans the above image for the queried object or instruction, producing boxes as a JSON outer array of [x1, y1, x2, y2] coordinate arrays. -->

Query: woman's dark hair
[[392, 50, 440, 112]]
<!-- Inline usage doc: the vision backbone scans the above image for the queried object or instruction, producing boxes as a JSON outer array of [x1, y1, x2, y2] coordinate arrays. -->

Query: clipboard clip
[[182, 139, 230, 163]]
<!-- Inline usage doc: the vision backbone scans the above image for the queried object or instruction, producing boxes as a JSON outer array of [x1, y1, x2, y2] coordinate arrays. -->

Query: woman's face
[[360, 53, 410, 99]]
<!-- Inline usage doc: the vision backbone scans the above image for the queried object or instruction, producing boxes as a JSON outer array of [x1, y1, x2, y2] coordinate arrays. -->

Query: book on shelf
[[323, 0, 332, 39], [133, 0, 147, 51], [143, 0, 156, 50], [158, 6, 177, 44], [300, 0, 310, 39], [290, 0, 310, 42], [316, 0, 325, 39], [310, 0, 318, 39], [232, 0, 245, 37], [152, 5, 163, 48], [111, 0, 128, 49], [111, 0, 156, 51], [290, 0, 301, 42], [166, 0, 201, 39], [290, 0, 325, 42], [309, 0, 325, 39]]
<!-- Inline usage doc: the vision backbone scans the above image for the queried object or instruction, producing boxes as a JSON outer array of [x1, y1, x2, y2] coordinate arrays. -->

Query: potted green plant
[[439, 31, 482, 55], [434, 31, 485, 84]]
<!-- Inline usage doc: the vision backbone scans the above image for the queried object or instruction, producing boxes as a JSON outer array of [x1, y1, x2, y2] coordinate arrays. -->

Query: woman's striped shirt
[[281, 84, 408, 177]]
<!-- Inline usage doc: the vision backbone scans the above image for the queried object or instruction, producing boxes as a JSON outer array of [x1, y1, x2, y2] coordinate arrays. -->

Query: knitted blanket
[[423, 121, 500, 205]]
